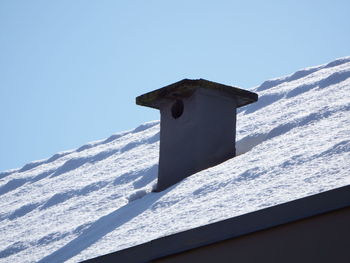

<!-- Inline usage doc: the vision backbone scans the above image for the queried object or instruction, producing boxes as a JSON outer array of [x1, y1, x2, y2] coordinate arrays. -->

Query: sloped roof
[[1, 57, 350, 263]]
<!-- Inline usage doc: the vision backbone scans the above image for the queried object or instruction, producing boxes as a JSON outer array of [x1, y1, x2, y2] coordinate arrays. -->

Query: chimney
[[136, 79, 258, 191]]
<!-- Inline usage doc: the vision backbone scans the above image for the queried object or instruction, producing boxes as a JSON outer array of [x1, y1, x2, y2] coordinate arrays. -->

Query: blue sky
[[1, 0, 349, 171]]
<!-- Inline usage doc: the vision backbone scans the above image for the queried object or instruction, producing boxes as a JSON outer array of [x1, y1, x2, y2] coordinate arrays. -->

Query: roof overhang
[[136, 79, 258, 110], [82, 185, 350, 263]]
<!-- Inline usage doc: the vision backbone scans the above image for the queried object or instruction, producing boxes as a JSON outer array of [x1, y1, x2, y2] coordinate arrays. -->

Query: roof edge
[[82, 185, 350, 263]]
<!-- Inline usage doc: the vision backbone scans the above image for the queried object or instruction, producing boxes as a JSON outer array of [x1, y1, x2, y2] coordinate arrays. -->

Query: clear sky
[[1, 0, 349, 171]]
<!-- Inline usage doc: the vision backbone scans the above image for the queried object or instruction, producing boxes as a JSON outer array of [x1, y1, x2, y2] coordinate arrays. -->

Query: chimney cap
[[136, 78, 258, 109]]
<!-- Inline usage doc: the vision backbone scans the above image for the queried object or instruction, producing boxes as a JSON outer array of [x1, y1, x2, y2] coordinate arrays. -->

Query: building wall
[[153, 207, 350, 263]]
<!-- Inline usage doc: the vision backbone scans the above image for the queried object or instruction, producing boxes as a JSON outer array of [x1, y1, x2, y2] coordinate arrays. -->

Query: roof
[[136, 78, 258, 109], [1, 57, 349, 263], [83, 185, 350, 263]]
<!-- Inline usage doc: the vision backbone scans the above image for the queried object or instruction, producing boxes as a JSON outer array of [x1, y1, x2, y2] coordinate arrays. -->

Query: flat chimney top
[[136, 78, 258, 109]]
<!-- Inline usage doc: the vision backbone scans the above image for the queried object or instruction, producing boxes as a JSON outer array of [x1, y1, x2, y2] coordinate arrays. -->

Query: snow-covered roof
[[1, 56, 350, 263]]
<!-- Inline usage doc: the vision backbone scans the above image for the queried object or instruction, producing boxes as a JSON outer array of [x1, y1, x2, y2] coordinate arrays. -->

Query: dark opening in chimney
[[171, 99, 184, 119]]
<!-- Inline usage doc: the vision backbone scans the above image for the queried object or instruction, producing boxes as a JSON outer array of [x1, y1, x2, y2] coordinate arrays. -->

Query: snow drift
[[1, 57, 350, 263]]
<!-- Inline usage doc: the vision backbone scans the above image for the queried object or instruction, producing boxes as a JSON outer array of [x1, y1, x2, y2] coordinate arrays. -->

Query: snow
[[1, 57, 350, 263]]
